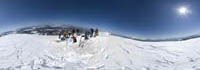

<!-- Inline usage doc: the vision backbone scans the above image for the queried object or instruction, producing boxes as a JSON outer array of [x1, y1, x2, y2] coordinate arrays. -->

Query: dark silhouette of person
[[76, 29, 80, 36], [90, 28, 94, 37], [72, 29, 75, 34], [72, 29, 77, 43], [58, 32, 62, 39], [84, 31, 89, 40], [72, 35, 77, 43]]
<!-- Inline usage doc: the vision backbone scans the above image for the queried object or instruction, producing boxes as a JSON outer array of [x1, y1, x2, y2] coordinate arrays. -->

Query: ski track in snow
[[1, 33, 200, 70]]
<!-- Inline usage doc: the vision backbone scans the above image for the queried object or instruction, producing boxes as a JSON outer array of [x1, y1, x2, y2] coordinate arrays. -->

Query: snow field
[[1, 32, 200, 70]]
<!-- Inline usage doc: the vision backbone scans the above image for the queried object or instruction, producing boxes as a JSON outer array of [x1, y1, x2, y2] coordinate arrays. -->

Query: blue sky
[[1, 0, 200, 39]]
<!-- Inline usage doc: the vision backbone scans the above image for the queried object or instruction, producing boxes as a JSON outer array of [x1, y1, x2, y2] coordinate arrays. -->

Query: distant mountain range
[[0, 25, 89, 37], [111, 33, 200, 42], [1, 25, 200, 42]]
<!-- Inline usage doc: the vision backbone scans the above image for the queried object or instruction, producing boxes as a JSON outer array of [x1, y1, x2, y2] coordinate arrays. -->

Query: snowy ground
[[1, 32, 200, 70]]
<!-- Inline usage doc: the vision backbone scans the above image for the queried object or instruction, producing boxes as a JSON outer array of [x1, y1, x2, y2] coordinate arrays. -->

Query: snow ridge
[[111, 33, 200, 42]]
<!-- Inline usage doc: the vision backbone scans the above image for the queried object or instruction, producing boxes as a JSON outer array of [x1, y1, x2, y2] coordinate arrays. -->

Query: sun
[[178, 7, 189, 15]]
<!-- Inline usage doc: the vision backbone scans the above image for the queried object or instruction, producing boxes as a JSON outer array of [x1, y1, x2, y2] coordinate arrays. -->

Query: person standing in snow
[[95, 29, 99, 37], [71, 29, 77, 43], [72, 34, 77, 43], [76, 29, 80, 36], [90, 28, 94, 37], [63, 31, 68, 38], [84, 31, 89, 40], [72, 29, 75, 34], [58, 32, 62, 39], [71, 29, 75, 37]]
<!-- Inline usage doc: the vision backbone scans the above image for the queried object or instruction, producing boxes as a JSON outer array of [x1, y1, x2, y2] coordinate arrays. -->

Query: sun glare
[[178, 7, 189, 15]]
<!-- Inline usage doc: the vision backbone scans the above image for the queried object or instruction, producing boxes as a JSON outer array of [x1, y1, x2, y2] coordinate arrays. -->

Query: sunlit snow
[[0, 32, 200, 70]]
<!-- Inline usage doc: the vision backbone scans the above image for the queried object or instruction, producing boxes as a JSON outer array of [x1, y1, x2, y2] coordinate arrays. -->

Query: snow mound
[[1, 33, 200, 70]]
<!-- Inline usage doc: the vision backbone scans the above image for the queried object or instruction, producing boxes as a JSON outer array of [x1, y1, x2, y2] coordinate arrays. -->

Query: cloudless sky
[[1, 0, 200, 39]]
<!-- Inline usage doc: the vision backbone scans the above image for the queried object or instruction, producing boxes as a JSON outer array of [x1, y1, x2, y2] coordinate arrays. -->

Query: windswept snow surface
[[1, 32, 200, 70]]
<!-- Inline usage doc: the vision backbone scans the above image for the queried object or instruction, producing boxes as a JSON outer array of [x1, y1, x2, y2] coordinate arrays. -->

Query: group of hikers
[[58, 28, 99, 43]]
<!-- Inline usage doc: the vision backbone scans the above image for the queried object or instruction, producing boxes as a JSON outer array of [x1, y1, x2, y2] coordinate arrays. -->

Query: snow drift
[[1, 31, 200, 70]]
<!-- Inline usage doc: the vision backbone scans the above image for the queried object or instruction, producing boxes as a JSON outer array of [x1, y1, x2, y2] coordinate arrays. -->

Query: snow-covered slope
[[1, 32, 200, 70]]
